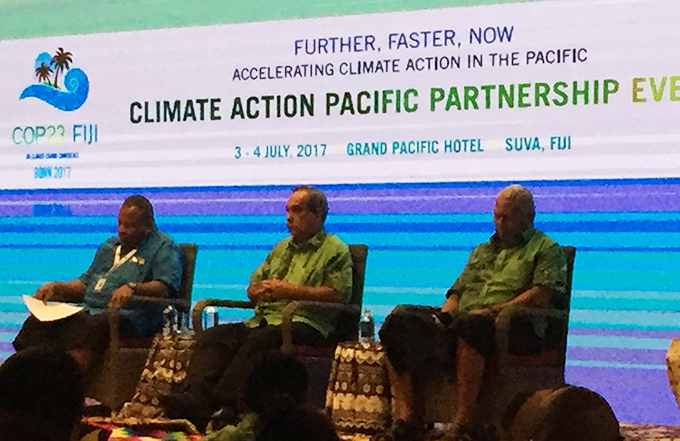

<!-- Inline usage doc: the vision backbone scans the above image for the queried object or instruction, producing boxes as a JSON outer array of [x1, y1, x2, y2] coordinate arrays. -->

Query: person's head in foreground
[[256, 403, 339, 441], [243, 351, 338, 441], [243, 351, 309, 414], [0, 347, 84, 441], [500, 385, 622, 441]]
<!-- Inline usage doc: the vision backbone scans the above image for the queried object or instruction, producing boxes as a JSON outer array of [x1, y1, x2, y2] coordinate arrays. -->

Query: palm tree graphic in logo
[[51, 47, 73, 89], [20, 47, 89, 112], [35, 62, 53, 87]]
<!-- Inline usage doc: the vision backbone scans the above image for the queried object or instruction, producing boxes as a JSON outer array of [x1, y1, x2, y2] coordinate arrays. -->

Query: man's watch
[[126, 282, 137, 293]]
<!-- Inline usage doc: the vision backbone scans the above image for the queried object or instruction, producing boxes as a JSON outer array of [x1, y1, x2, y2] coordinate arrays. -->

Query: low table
[[325, 341, 392, 435]]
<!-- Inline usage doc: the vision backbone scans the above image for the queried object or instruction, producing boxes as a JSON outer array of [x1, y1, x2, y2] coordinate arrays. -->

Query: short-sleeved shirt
[[447, 227, 567, 311], [79, 228, 182, 336], [244, 230, 352, 338], [200, 412, 258, 441]]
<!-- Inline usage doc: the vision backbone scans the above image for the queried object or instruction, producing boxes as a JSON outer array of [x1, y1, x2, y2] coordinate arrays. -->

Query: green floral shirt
[[448, 227, 567, 310], [244, 230, 352, 338], [200, 413, 258, 441]]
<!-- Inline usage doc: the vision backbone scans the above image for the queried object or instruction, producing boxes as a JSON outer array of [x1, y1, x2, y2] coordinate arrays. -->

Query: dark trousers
[[182, 322, 326, 414], [13, 311, 138, 358], [379, 307, 549, 376]]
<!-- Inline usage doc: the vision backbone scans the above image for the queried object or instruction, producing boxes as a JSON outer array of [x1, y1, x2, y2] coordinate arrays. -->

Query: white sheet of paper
[[22, 295, 84, 322]]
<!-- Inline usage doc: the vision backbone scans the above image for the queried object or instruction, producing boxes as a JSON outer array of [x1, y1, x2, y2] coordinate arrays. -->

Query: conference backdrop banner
[[1, 0, 678, 189]]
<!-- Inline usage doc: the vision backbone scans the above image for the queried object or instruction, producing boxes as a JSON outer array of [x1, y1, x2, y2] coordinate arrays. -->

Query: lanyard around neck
[[109, 245, 136, 274]]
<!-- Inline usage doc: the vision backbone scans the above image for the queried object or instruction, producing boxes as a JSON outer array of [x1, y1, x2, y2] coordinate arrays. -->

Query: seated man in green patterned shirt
[[165, 186, 353, 431], [379, 184, 567, 441]]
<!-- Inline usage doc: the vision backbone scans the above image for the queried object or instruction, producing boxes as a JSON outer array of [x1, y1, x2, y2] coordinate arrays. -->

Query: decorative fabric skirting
[[326, 341, 392, 435], [117, 334, 196, 420]]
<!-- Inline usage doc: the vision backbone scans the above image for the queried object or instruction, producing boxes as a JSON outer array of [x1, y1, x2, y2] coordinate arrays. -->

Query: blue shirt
[[79, 228, 182, 336]]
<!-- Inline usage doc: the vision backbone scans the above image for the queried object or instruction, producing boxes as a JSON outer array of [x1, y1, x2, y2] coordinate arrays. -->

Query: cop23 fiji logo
[[19, 48, 89, 111]]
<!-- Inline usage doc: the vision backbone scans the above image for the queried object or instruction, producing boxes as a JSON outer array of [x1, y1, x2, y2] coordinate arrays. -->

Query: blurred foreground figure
[[500, 385, 622, 441], [201, 351, 337, 441], [0, 347, 84, 441]]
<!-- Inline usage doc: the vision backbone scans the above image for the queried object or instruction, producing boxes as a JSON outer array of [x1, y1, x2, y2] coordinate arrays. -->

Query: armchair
[[85, 243, 198, 411], [418, 246, 576, 426], [192, 244, 368, 407]]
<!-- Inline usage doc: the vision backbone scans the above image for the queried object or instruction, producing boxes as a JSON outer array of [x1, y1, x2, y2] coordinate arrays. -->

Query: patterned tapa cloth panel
[[326, 341, 392, 435], [80, 334, 200, 440], [118, 334, 197, 420]]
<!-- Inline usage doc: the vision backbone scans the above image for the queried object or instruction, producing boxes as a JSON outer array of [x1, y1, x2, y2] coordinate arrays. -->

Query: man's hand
[[247, 282, 269, 302], [108, 284, 134, 309], [34, 282, 58, 303], [441, 296, 459, 314]]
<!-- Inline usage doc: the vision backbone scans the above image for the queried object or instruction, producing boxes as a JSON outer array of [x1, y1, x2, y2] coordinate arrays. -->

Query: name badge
[[94, 277, 106, 292]]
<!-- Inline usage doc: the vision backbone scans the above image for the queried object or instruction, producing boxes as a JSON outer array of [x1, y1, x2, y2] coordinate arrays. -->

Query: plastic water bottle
[[178, 310, 194, 337], [202, 306, 219, 329], [359, 308, 375, 343], [162, 305, 178, 337]]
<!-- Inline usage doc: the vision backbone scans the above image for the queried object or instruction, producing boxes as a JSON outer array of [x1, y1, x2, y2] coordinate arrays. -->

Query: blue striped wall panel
[[0, 179, 679, 424]]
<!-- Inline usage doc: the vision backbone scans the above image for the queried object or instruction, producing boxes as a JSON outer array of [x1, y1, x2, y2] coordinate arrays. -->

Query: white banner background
[[0, 0, 678, 189]]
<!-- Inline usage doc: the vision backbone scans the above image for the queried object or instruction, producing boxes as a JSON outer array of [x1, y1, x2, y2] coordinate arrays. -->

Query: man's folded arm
[[490, 285, 552, 314], [252, 280, 345, 303], [131, 280, 171, 298], [488, 244, 566, 314], [248, 247, 352, 304]]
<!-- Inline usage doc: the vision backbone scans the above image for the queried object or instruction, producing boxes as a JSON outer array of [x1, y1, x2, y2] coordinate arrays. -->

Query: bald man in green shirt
[[379, 185, 567, 441], [165, 186, 352, 431]]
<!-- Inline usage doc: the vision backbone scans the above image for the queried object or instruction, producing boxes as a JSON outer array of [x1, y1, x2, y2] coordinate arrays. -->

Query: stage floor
[[336, 423, 680, 441], [79, 420, 680, 440], [619, 422, 680, 441]]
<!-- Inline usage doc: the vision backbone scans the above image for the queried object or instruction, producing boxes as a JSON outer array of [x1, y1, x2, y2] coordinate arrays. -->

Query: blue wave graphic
[[19, 68, 89, 111]]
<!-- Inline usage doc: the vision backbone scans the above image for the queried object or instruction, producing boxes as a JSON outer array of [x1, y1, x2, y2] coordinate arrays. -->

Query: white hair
[[497, 184, 535, 219]]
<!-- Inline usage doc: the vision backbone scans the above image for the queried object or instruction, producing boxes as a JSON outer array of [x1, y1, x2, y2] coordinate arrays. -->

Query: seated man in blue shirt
[[13, 195, 182, 370]]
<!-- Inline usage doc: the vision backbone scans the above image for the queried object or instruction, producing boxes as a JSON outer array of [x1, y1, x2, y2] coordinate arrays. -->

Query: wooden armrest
[[191, 299, 255, 332], [280, 301, 359, 353], [105, 296, 188, 349], [494, 306, 568, 367], [124, 295, 190, 311], [495, 306, 567, 332], [395, 304, 439, 315]]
